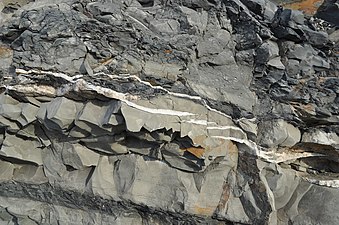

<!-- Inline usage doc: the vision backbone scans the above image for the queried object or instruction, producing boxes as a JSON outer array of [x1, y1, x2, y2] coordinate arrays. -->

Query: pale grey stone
[[0, 134, 43, 165], [262, 163, 300, 210], [17, 103, 39, 126], [0, 94, 22, 121], [258, 119, 301, 148], [58, 167, 93, 192], [180, 6, 208, 33], [186, 64, 256, 112], [13, 165, 48, 184], [267, 57, 285, 70], [0, 160, 14, 181], [144, 61, 182, 81], [0, 116, 20, 131], [46, 97, 83, 130], [77, 100, 121, 127], [61, 142, 86, 170], [113, 155, 137, 194], [90, 156, 119, 199], [289, 183, 339, 225], [237, 118, 257, 138], [108, 114, 124, 126], [41, 144, 67, 182], [124, 155, 187, 210], [149, 19, 180, 34], [180, 121, 207, 141], [302, 129, 339, 146], [196, 30, 231, 57], [73, 143, 100, 167], [207, 126, 247, 140]]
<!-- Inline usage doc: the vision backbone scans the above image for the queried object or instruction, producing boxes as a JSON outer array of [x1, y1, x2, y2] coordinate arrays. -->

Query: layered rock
[[0, 0, 338, 225]]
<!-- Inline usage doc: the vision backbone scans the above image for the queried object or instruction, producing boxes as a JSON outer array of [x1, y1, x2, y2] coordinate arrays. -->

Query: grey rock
[[162, 145, 203, 172], [13, 165, 48, 184], [180, 6, 208, 34], [45, 97, 82, 130], [302, 129, 339, 146], [255, 40, 280, 64], [121, 103, 182, 133], [144, 61, 182, 81], [0, 161, 14, 181], [329, 29, 339, 42], [290, 184, 339, 225], [196, 29, 231, 57], [0, 134, 43, 165], [73, 143, 101, 167], [291, 10, 305, 25], [316, 0, 339, 27], [90, 156, 118, 198], [0, 94, 22, 121], [302, 27, 329, 46], [267, 57, 285, 70], [237, 118, 258, 139], [77, 100, 121, 127], [81, 135, 128, 155], [241, 0, 278, 21], [186, 64, 256, 112], [149, 19, 180, 34], [258, 119, 301, 148]]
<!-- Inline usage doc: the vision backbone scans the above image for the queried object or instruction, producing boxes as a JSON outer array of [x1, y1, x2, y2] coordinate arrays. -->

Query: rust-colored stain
[[0, 46, 12, 58], [98, 57, 113, 66], [192, 135, 208, 146], [193, 206, 215, 216], [301, 103, 315, 111], [216, 182, 230, 213], [283, 0, 323, 15], [227, 140, 238, 155], [164, 49, 172, 54], [291, 103, 316, 115], [184, 146, 205, 158]]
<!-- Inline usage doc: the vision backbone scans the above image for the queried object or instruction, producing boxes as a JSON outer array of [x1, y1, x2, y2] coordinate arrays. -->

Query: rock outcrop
[[0, 0, 338, 225]]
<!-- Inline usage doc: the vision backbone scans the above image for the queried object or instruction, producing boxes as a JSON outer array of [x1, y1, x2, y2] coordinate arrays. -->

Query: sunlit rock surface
[[0, 0, 338, 224]]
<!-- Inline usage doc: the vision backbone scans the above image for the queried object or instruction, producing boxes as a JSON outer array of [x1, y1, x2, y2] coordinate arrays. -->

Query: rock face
[[0, 0, 338, 225]]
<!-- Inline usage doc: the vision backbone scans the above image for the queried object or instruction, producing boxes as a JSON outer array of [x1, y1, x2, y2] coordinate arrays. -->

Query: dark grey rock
[[302, 27, 329, 46], [316, 0, 339, 27]]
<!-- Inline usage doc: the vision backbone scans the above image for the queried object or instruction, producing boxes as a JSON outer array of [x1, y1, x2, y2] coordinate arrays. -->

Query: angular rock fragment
[[90, 156, 118, 199], [77, 100, 121, 127], [13, 165, 48, 184], [0, 134, 43, 165], [302, 129, 339, 146], [41, 97, 82, 130]]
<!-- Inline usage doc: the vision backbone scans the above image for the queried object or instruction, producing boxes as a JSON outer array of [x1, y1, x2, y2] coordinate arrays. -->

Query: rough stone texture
[[0, 0, 338, 225], [316, 0, 339, 27]]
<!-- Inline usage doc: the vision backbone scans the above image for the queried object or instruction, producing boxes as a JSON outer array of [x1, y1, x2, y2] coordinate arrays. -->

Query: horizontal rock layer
[[0, 0, 338, 225]]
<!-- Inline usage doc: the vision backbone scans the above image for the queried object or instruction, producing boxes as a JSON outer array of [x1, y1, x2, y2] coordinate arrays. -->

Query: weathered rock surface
[[0, 0, 338, 224]]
